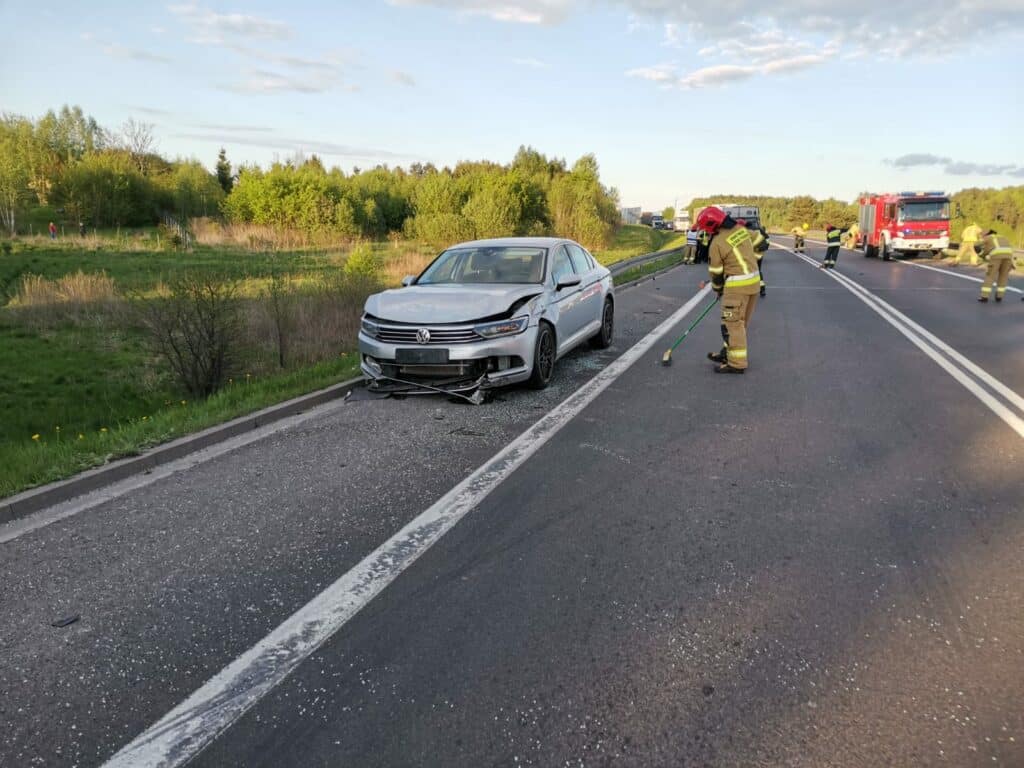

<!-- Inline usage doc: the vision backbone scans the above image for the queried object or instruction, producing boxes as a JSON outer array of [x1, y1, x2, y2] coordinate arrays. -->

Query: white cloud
[[890, 154, 953, 168], [82, 34, 173, 63], [224, 70, 332, 94], [624, 63, 676, 83], [512, 57, 549, 68], [171, 131, 410, 160], [103, 43, 173, 63], [390, 70, 417, 86], [397, 0, 1023, 92], [194, 123, 273, 132], [168, 3, 292, 43], [662, 22, 680, 48], [887, 154, 1023, 177], [628, 49, 834, 90], [677, 63, 758, 89], [129, 105, 175, 117], [387, 0, 573, 24]]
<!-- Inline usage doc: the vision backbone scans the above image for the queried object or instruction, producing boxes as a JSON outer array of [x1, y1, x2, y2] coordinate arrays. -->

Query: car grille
[[903, 230, 945, 238], [375, 325, 483, 345]]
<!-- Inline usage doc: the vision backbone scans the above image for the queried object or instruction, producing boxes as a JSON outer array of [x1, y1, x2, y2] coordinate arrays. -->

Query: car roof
[[447, 237, 572, 249]]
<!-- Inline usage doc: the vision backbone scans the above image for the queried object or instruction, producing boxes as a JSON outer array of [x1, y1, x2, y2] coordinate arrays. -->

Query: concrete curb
[[0, 376, 365, 526]]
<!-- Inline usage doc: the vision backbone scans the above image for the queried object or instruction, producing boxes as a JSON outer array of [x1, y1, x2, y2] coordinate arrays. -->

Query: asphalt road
[[1, 243, 1022, 767]]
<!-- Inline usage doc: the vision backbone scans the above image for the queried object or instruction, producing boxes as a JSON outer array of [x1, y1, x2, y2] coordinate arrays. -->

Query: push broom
[[661, 290, 719, 366]]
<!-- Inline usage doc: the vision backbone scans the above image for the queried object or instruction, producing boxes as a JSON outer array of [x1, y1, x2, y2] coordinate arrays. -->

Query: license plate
[[396, 348, 449, 364]]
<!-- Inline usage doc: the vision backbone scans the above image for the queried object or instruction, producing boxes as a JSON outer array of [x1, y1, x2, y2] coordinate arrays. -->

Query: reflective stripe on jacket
[[709, 225, 760, 295], [982, 234, 1014, 258]]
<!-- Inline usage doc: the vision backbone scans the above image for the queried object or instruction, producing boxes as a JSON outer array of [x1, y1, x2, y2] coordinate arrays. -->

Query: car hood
[[365, 284, 545, 324]]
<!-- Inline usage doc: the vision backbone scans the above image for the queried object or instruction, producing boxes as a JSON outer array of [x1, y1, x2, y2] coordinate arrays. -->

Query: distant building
[[620, 207, 641, 225]]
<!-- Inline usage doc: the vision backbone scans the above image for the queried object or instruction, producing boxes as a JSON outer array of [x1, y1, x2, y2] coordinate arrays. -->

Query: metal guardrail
[[607, 246, 686, 276]]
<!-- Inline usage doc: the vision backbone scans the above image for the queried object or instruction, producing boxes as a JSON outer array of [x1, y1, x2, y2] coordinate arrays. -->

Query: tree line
[[0, 106, 224, 233], [0, 106, 621, 250], [223, 147, 621, 249], [3, 105, 1020, 248]]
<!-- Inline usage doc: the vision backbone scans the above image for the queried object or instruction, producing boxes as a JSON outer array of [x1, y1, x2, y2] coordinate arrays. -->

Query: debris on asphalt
[[345, 388, 391, 402], [702, 685, 715, 697], [450, 427, 486, 437], [51, 615, 80, 628]]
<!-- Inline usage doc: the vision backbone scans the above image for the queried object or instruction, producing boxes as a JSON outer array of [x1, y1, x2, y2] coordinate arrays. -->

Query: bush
[[241, 271, 376, 372], [141, 275, 241, 398], [343, 244, 383, 280]]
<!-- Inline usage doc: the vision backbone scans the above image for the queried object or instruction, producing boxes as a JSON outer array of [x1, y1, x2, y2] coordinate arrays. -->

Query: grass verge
[[594, 225, 688, 266], [612, 251, 686, 286], [1, 355, 361, 499]]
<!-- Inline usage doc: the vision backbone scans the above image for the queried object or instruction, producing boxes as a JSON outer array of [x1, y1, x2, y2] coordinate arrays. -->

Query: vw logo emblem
[[416, 328, 431, 344]]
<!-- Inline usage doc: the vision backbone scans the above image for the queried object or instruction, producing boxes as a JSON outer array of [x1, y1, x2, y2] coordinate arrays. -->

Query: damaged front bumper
[[358, 324, 537, 396]]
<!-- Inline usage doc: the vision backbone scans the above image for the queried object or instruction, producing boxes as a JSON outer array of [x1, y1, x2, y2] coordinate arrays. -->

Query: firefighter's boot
[[714, 363, 745, 375], [707, 349, 727, 364]]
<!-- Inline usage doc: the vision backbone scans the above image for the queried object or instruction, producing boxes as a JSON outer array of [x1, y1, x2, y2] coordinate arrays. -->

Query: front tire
[[880, 238, 892, 261], [589, 298, 614, 349], [527, 323, 556, 389]]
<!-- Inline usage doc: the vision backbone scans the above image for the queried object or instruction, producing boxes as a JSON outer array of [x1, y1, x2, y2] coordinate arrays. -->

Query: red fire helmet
[[695, 206, 727, 234]]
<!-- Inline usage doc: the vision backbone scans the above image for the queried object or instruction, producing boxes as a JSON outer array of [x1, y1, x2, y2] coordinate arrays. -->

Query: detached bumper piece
[[363, 354, 527, 403]]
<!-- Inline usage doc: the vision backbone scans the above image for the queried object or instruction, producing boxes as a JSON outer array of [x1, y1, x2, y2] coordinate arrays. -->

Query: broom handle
[[670, 295, 719, 352]]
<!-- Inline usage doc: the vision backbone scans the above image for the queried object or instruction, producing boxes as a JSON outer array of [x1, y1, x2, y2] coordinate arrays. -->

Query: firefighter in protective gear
[[957, 222, 983, 266], [844, 222, 860, 250], [697, 206, 759, 374], [695, 228, 712, 264], [821, 224, 848, 268], [790, 223, 808, 253], [977, 229, 1015, 302]]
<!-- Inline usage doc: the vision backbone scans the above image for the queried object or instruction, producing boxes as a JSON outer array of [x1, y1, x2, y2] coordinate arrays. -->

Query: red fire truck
[[857, 192, 951, 260]]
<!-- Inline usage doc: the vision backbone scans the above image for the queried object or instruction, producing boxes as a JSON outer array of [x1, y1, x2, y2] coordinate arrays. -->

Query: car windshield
[[417, 246, 547, 285], [898, 201, 950, 222]]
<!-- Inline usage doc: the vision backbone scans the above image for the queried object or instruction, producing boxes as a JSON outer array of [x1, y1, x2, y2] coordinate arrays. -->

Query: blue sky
[[1, 0, 1022, 209]]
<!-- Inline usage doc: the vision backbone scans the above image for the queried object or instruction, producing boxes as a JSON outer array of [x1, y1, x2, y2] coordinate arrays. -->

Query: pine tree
[[215, 147, 233, 194]]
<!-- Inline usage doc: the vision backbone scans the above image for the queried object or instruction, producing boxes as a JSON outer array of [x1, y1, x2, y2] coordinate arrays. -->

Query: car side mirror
[[401, 275, 416, 287], [556, 275, 582, 291]]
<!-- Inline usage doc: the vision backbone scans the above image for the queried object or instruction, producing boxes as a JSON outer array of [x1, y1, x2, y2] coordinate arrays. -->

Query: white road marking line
[[780, 245, 1024, 439], [0, 399, 354, 545], [100, 285, 713, 768], [899, 259, 1023, 294]]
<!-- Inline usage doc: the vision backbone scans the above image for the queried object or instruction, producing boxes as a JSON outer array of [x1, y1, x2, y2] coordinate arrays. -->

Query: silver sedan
[[358, 237, 614, 397]]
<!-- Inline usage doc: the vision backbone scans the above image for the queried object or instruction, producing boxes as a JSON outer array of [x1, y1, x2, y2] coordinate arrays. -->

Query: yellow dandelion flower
[[142, 416, 148, 421], [55, 425, 61, 432], [100, 427, 108, 433], [31, 434, 40, 441], [78, 434, 85, 440], [181, 400, 187, 405]]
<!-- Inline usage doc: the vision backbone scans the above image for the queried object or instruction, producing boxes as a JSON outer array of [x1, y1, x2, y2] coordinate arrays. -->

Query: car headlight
[[474, 316, 529, 339], [361, 317, 379, 338]]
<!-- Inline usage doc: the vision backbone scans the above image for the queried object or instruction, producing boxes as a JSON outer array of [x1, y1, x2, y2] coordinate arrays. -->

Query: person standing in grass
[[48, 221, 57, 239]]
